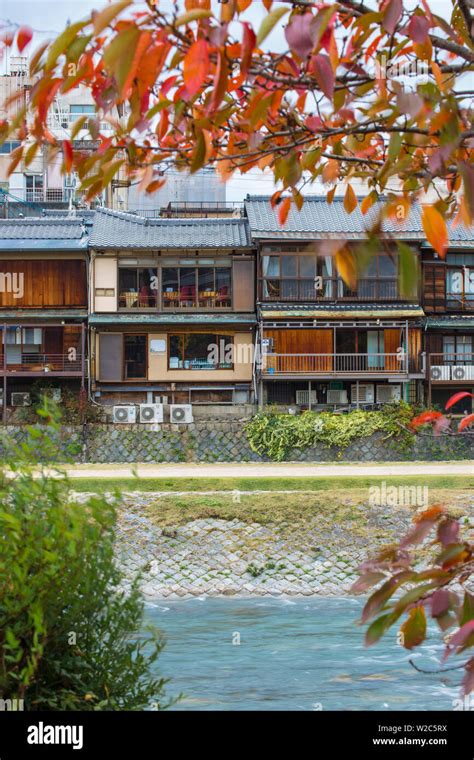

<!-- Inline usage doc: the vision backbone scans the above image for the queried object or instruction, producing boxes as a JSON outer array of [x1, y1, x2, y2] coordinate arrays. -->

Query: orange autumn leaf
[[458, 413, 474, 432], [278, 197, 291, 226], [344, 183, 358, 214], [183, 39, 210, 98], [62, 139, 73, 173], [336, 246, 357, 290], [322, 158, 339, 185], [422, 205, 448, 258], [17, 26, 33, 53]]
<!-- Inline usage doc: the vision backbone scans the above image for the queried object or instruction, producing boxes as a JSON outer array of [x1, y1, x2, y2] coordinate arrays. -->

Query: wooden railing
[[261, 278, 404, 302], [262, 352, 410, 375]]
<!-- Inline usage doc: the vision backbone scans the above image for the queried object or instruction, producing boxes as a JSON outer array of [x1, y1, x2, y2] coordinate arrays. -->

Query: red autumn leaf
[[422, 205, 448, 258], [310, 54, 334, 100], [62, 140, 73, 173], [344, 184, 358, 214], [407, 15, 430, 43], [431, 589, 451, 618], [446, 621, 474, 656], [284, 13, 316, 59], [17, 26, 33, 53], [208, 50, 228, 113], [445, 391, 474, 411], [411, 410, 443, 428], [437, 519, 460, 548], [382, 0, 403, 35], [183, 39, 210, 98], [278, 197, 291, 226], [462, 659, 474, 696], [458, 413, 474, 432], [241, 22, 256, 77]]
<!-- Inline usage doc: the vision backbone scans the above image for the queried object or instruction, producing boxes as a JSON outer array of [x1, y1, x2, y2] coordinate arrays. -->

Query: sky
[[0, 0, 462, 202]]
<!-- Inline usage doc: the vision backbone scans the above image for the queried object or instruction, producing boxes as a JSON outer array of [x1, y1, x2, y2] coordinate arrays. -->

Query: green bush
[[245, 404, 416, 461], [0, 413, 169, 710]]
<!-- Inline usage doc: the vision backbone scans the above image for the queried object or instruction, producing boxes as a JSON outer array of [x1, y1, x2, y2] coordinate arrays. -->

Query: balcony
[[428, 353, 474, 383], [22, 188, 66, 203], [261, 278, 403, 302], [262, 352, 415, 378], [0, 353, 84, 376]]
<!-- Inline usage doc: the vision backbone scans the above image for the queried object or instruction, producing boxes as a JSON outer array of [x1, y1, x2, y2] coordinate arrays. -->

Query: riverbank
[[76, 487, 474, 599]]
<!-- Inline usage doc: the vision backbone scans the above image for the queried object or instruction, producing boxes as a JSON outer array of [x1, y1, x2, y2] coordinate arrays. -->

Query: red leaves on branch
[[62, 140, 73, 173], [445, 392, 474, 410], [16, 26, 33, 53], [382, 0, 403, 35], [407, 15, 430, 44], [309, 54, 334, 101]]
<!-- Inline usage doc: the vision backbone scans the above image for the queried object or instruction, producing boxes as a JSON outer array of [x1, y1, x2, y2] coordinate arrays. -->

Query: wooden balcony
[[262, 352, 416, 378], [0, 353, 84, 377], [428, 353, 474, 383], [260, 278, 406, 303]]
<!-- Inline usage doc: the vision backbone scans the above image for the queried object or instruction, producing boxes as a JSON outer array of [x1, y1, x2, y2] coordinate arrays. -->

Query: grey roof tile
[[90, 208, 252, 249], [245, 196, 474, 244]]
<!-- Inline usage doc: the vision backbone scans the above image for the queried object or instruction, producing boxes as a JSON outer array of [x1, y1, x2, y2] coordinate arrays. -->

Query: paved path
[[54, 461, 474, 479]]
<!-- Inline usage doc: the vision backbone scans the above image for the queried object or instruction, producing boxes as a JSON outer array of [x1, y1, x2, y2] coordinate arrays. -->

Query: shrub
[[0, 414, 169, 710], [245, 404, 416, 461]]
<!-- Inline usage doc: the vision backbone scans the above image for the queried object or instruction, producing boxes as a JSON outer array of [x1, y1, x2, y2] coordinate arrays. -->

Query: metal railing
[[1, 353, 83, 373], [262, 353, 409, 375], [261, 278, 403, 302]]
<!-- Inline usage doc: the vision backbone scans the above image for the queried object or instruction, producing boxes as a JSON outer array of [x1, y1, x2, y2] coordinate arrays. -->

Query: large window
[[119, 267, 158, 309], [261, 249, 400, 301], [169, 334, 233, 370], [25, 175, 44, 202], [161, 259, 232, 309], [124, 335, 147, 379], [446, 254, 474, 309], [443, 335, 473, 365]]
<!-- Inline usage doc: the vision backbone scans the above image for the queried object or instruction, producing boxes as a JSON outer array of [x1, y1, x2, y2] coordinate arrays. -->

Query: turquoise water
[[145, 597, 460, 711]]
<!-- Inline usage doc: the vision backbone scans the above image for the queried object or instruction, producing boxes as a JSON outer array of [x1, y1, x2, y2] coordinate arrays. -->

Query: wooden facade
[[0, 260, 87, 308]]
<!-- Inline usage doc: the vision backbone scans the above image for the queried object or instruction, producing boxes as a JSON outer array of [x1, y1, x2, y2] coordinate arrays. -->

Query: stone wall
[[1, 421, 474, 463]]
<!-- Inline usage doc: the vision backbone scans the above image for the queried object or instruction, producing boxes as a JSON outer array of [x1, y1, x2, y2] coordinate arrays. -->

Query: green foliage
[[0, 414, 169, 711], [14, 382, 103, 425], [245, 404, 416, 461]]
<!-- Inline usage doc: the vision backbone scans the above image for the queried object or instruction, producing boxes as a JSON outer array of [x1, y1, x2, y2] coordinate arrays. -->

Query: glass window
[[262, 256, 280, 277], [70, 104, 96, 118], [300, 257, 316, 278], [0, 140, 21, 154], [169, 334, 233, 369], [124, 335, 147, 379], [119, 268, 157, 308], [379, 255, 396, 277], [281, 255, 297, 277]]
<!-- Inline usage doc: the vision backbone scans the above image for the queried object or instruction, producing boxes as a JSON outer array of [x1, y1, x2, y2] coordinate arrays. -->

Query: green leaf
[[460, 592, 474, 626], [365, 613, 394, 645], [175, 9, 213, 27], [257, 7, 289, 46], [400, 607, 427, 649], [93, 0, 132, 35], [397, 242, 418, 299], [45, 21, 88, 70], [388, 132, 403, 163]]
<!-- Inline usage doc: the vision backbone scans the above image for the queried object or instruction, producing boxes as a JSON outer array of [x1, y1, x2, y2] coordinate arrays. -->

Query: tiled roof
[[245, 196, 474, 245], [90, 208, 252, 249], [89, 313, 256, 325], [260, 303, 424, 318], [0, 216, 90, 250], [424, 316, 474, 329]]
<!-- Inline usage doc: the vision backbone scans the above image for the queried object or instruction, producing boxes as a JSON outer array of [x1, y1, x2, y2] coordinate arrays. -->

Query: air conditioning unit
[[112, 405, 136, 424], [139, 403, 163, 423], [451, 365, 474, 381], [11, 392, 31, 407], [351, 383, 374, 404], [327, 389, 348, 404], [296, 390, 318, 405], [170, 404, 193, 423], [376, 384, 402, 403], [430, 365, 450, 381]]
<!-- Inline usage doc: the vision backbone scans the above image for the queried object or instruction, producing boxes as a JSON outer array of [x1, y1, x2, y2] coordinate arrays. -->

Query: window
[[169, 334, 234, 370], [0, 140, 21, 154], [446, 254, 474, 309], [2, 327, 42, 366], [119, 268, 158, 308], [443, 335, 473, 364], [70, 104, 96, 119], [261, 253, 334, 300], [161, 261, 232, 309], [25, 175, 43, 202], [124, 335, 147, 379]]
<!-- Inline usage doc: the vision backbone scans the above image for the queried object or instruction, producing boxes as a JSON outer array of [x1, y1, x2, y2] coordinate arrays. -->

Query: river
[[144, 596, 461, 711]]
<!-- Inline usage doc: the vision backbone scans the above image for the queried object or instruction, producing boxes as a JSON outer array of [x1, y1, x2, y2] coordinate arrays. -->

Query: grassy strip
[[70, 475, 474, 494]]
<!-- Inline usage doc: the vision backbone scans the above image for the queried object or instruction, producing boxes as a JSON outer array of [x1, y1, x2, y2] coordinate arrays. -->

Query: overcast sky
[[0, 0, 462, 202]]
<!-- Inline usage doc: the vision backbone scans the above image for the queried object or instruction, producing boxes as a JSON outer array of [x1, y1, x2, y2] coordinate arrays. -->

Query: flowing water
[[144, 597, 461, 711]]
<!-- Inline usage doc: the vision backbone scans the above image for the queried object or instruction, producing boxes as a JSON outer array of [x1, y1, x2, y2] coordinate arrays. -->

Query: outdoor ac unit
[[351, 383, 374, 404], [11, 392, 31, 407], [430, 365, 450, 381], [112, 405, 136, 424], [327, 389, 348, 404], [170, 404, 193, 424], [376, 384, 401, 403], [139, 403, 163, 423], [296, 390, 318, 405], [451, 365, 474, 381]]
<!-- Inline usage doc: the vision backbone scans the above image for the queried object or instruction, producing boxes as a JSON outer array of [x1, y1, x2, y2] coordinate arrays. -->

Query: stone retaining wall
[[1, 422, 474, 463]]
